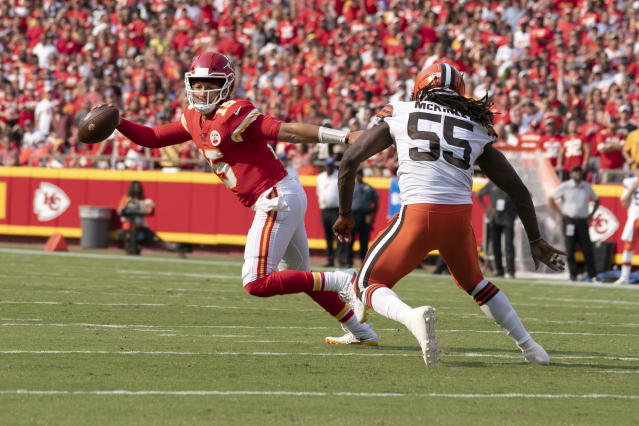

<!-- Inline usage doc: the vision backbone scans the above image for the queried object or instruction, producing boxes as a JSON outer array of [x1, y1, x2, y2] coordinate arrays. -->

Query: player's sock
[[244, 270, 354, 296], [320, 270, 354, 292], [244, 270, 315, 296], [341, 314, 369, 335], [307, 289, 354, 320], [471, 279, 530, 345], [619, 251, 633, 280], [366, 285, 412, 324]]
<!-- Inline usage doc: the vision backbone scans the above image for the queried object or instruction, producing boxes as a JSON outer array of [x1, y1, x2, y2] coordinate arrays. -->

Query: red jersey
[[180, 99, 286, 207], [561, 134, 587, 171], [578, 121, 603, 149], [517, 132, 542, 150], [539, 135, 562, 167], [593, 129, 624, 170]]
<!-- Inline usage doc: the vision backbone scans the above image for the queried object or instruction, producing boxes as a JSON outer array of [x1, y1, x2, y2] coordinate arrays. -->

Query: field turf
[[1, 246, 638, 425]]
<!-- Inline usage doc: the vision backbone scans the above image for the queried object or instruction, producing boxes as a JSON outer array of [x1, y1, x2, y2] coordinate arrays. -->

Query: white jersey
[[380, 101, 494, 204]]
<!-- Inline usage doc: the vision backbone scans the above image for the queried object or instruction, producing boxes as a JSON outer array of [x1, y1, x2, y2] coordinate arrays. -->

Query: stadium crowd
[[1, 0, 639, 182]]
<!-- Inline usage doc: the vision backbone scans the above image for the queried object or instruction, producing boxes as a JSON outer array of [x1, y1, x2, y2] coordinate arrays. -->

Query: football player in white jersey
[[614, 167, 639, 284], [333, 62, 567, 366]]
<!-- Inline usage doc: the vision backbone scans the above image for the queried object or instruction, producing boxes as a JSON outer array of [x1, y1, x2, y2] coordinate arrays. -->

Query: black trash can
[[593, 241, 616, 273], [79, 206, 113, 248]]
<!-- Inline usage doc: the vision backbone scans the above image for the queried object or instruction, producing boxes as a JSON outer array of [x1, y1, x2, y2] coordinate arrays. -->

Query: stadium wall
[[0, 167, 630, 264]]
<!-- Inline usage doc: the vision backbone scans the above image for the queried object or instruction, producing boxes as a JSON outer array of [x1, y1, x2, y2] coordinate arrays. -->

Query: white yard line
[[3, 321, 639, 337], [0, 389, 637, 399], [3, 298, 639, 315], [530, 297, 639, 306], [0, 301, 304, 311], [0, 318, 42, 321], [0, 247, 242, 266], [0, 350, 637, 362], [116, 270, 238, 280]]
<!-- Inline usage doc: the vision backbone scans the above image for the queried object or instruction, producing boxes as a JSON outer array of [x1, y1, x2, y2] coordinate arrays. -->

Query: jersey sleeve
[[219, 100, 270, 143], [117, 119, 191, 148], [244, 114, 282, 142], [372, 104, 395, 125]]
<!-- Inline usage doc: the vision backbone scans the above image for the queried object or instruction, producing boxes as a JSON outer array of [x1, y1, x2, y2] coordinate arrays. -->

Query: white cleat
[[325, 324, 378, 346], [519, 338, 550, 365], [337, 269, 367, 323], [613, 277, 629, 285], [404, 306, 439, 366]]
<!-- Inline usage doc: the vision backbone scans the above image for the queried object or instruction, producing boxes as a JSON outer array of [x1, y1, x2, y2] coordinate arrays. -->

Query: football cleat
[[337, 269, 367, 323], [413, 62, 465, 100], [518, 338, 550, 365], [404, 306, 439, 366], [325, 324, 378, 346], [612, 277, 629, 285]]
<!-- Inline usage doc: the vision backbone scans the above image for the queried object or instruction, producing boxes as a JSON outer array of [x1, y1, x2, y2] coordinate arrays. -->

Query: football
[[78, 105, 120, 144]]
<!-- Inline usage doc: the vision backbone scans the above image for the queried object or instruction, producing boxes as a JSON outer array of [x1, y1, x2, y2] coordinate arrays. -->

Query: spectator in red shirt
[[593, 116, 625, 183], [557, 118, 591, 181], [517, 119, 542, 150], [540, 116, 563, 169]]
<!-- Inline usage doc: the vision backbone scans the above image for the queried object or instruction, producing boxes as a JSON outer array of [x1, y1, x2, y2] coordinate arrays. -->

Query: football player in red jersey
[[113, 52, 378, 346]]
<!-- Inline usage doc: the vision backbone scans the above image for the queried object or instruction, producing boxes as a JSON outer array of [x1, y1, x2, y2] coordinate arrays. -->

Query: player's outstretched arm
[[278, 122, 350, 145], [476, 144, 566, 271], [89, 103, 191, 149], [333, 122, 393, 242], [117, 119, 191, 149]]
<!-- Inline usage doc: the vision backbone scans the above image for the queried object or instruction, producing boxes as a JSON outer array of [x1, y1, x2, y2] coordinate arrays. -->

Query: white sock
[[620, 264, 631, 279], [472, 280, 530, 345], [342, 315, 369, 335], [620, 251, 633, 279], [318, 271, 352, 292], [366, 286, 412, 325]]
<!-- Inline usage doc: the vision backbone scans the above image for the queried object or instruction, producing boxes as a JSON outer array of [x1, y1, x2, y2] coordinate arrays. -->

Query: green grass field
[[1, 246, 638, 425]]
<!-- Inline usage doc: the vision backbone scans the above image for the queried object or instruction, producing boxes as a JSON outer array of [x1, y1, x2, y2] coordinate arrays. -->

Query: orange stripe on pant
[[359, 203, 483, 293]]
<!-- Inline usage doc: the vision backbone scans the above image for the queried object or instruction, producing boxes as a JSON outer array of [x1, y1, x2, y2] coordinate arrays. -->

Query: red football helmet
[[413, 62, 465, 100], [184, 51, 235, 114]]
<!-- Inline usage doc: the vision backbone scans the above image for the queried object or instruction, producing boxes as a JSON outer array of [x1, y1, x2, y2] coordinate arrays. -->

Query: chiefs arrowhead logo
[[589, 203, 618, 242], [33, 182, 70, 222]]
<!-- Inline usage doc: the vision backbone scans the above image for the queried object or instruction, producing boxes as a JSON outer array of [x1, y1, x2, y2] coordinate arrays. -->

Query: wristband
[[529, 237, 543, 244], [318, 126, 349, 144], [339, 210, 352, 216]]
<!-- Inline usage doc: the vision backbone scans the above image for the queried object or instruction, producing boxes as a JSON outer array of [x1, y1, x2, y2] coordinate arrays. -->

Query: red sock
[[307, 291, 353, 321], [244, 270, 315, 297], [245, 271, 354, 323]]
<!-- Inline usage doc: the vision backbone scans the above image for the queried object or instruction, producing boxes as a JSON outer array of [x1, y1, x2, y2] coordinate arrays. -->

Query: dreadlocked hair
[[416, 86, 495, 128]]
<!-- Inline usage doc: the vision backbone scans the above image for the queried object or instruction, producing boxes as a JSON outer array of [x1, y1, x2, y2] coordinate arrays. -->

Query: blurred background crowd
[[1, 0, 639, 182]]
